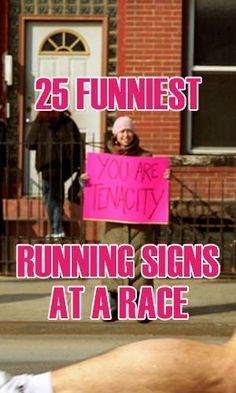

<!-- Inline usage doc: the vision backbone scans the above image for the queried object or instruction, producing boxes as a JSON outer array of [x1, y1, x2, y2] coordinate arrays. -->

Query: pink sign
[[83, 152, 169, 224]]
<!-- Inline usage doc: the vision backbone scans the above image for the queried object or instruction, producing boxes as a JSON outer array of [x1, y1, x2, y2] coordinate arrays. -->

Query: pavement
[[0, 275, 235, 337], [0, 275, 235, 374]]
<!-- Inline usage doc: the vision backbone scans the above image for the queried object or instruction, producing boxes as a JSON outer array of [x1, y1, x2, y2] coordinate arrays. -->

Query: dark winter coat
[[26, 115, 81, 182], [102, 134, 154, 292], [0, 119, 7, 235], [0, 120, 6, 174]]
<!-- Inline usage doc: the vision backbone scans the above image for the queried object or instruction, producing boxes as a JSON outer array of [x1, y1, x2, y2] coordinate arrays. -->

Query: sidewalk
[[0, 276, 235, 337]]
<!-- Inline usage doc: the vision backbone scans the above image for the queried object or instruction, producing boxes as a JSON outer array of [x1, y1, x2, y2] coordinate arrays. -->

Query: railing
[[156, 173, 236, 274], [0, 141, 235, 275]]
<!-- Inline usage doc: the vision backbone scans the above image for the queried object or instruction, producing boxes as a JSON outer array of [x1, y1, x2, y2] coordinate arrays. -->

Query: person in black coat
[[0, 119, 6, 236], [26, 110, 81, 238]]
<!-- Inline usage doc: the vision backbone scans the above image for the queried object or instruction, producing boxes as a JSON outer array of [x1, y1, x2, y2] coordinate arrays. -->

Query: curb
[[0, 321, 234, 337]]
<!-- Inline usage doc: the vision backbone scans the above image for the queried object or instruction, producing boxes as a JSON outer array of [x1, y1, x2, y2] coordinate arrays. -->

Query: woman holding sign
[[101, 116, 156, 321], [81, 116, 168, 321]]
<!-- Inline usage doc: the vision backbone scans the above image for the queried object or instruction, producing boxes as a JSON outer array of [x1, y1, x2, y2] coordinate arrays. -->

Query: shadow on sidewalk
[[0, 293, 51, 303], [186, 303, 236, 316]]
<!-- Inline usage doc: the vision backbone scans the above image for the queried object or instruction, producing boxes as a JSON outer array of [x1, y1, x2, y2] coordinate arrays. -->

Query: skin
[[80, 129, 169, 180], [116, 128, 134, 147], [52, 332, 236, 393], [80, 128, 134, 181]]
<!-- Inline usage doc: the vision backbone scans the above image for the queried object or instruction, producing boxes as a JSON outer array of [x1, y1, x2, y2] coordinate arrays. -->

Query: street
[[0, 276, 235, 376], [0, 333, 228, 375]]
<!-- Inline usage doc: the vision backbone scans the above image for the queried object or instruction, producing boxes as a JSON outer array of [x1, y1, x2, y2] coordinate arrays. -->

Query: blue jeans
[[42, 178, 64, 234]]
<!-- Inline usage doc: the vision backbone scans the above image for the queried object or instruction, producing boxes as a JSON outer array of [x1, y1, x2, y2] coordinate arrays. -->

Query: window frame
[[183, 0, 236, 154], [39, 29, 90, 56]]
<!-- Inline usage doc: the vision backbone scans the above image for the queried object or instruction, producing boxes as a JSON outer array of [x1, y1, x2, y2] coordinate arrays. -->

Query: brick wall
[[171, 167, 236, 200], [117, 0, 182, 155]]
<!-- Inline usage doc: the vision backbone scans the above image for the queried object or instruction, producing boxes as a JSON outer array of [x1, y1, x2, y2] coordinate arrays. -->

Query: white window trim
[[39, 29, 90, 56], [192, 147, 236, 154], [193, 66, 236, 73]]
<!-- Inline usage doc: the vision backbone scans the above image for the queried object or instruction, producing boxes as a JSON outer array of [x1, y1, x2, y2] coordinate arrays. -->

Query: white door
[[24, 21, 103, 195]]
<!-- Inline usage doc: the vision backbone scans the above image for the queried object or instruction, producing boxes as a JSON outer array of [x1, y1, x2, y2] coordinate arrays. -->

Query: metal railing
[[0, 141, 235, 275], [155, 174, 236, 274]]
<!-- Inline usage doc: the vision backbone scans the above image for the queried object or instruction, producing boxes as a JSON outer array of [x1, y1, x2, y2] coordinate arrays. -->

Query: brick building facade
[[0, 0, 235, 272], [118, 0, 182, 156], [116, 0, 236, 201]]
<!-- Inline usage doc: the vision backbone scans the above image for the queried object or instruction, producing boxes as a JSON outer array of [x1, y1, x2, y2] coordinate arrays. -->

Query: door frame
[[18, 15, 108, 196]]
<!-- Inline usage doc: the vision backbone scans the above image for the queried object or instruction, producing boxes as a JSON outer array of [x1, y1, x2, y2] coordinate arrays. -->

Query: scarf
[[107, 134, 151, 157]]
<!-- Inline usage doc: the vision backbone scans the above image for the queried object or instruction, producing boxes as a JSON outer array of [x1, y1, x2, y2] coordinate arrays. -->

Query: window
[[40, 30, 89, 55], [183, 0, 236, 153]]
